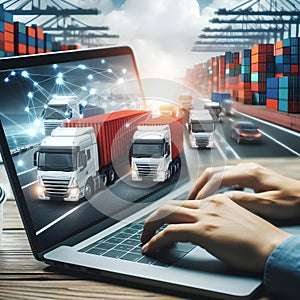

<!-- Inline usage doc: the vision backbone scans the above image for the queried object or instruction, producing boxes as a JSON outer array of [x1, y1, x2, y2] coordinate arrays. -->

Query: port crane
[[193, 0, 300, 52], [0, 0, 119, 46]]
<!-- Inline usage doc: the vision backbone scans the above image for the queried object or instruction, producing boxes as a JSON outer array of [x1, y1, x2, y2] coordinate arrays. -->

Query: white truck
[[34, 110, 150, 201], [131, 116, 183, 182], [34, 127, 100, 201], [42, 95, 81, 136], [188, 110, 215, 148]]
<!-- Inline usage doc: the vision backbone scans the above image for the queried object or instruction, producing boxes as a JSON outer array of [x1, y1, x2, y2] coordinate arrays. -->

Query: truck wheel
[[108, 168, 115, 184], [85, 179, 94, 200], [102, 172, 108, 186], [167, 165, 172, 180]]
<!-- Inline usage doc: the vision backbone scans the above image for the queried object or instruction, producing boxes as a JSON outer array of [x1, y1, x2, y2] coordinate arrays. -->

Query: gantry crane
[[193, 0, 300, 52], [0, 0, 119, 46]]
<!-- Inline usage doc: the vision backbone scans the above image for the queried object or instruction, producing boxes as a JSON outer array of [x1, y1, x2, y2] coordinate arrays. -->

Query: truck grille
[[42, 177, 70, 198], [136, 162, 159, 177], [195, 136, 209, 147]]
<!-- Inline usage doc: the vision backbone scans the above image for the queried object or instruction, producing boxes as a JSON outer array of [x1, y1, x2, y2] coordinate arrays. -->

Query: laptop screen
[[0, 46, 189, 255]]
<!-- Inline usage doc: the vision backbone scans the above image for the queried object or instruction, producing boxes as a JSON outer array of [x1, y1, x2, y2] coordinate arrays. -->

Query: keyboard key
[[102, 249, 127, 259]]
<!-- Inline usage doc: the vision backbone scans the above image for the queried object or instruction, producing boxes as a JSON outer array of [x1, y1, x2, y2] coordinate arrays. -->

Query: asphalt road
[[10, 110, 300, 243]]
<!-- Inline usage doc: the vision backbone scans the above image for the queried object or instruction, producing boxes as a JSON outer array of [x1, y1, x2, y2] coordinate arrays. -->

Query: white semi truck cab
[[131, 116, 183, 182], [42, 95, 81, 136], [188, 110, 215, 148], [34, 127, 100, 201]]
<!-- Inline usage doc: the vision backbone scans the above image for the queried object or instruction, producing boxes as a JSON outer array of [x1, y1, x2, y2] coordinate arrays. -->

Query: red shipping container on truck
[[65, 110, 150, 169]]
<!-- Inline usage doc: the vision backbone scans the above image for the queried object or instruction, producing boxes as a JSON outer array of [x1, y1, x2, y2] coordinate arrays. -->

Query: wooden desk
[[1, 158, 299, 300]]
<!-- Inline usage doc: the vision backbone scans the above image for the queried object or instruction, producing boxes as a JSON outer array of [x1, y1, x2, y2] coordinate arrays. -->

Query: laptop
[[0, 45, 274, 299]]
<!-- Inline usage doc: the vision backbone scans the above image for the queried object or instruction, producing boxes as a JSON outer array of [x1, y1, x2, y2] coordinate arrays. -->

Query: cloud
[[68, 0, 244, 79]]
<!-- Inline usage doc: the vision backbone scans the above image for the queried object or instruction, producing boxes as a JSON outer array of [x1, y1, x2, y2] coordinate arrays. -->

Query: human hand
[[141, 195, 291, 272], [187, 163, 300, 220]]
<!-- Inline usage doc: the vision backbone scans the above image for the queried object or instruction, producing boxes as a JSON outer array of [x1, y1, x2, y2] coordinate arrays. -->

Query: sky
[[67, 0, 244, 80]]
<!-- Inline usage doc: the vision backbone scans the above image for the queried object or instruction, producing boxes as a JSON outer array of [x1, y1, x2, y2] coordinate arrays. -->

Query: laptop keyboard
[[78, 221, 196, 267]]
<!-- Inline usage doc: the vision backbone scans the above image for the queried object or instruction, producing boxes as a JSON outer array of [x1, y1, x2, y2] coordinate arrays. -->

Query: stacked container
[[44, 33, 53, 52], [26, 26, 36, 54], [238, 49, 252, 104], [0, 5, 14, 57], [225, 51, 240, 101], [14, 21, 27, 55], [251, 44, 275, 105], [266, 77, 279, 110], [275, 38, 300, 77], [218, 55, 226, 92], [31, 24, 44, 53], [212, 56, 219, 93], [278, 76, 300, 113]]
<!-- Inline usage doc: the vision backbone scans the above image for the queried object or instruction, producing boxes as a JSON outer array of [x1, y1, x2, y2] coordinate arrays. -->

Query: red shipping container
[[26, 27, 35, 37], [4, 41, 14, 52], [266, 98, 278, 111], [252, 44, 274, 55], [4, 22, 14, 33], [15, 43, 27, 55], [65, 110, 150, 170], [36, 27, 44, 39], [0, 32, 3, 43], [4, 31, 14, 43], [251, 82, 266, 92], [27, 45, 35, 54], [291, 64, 299, 74], [251, 63, 267, 72]]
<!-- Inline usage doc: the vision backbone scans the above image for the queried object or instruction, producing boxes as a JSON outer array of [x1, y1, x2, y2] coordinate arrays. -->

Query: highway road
[[9, 109, 300, 242]]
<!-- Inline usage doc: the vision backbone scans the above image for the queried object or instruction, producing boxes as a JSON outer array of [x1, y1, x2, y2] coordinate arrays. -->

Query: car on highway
[[231, 121, 262, 144]]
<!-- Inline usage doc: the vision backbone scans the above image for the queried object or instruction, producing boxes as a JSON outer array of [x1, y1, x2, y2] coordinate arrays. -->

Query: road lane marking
[[17, 167, 36, 176], [22, 180, 37, 190], [235, 110, 300, 138], [215, 131, 241, 160], [36, 203, 84, 236], [259, 129, 300, 156]]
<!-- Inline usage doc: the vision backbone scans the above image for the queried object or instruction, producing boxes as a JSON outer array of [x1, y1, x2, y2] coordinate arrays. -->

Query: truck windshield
[[43, 104, 71, 120], [38, 152, 77, 171], [191, 123, 214, 133], [132, 143, 164, 158]]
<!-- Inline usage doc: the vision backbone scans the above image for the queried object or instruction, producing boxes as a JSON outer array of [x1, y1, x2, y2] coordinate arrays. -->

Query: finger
[[187, 166, 231, 200], [141, 205, 198, 244], [142, 223, 196, 254], [195, 167, 259, 200], [227, 190, 300, 219]]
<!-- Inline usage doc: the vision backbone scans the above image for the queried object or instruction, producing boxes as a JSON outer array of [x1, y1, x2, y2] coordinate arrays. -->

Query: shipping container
[[65, 110, 150, 169]]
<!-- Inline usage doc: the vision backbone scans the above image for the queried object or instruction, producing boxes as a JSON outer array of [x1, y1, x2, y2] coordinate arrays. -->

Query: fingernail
[[142, 243, 149, 253]]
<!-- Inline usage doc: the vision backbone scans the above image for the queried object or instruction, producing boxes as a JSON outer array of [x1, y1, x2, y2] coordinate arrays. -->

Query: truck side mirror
[[33, 151, 38, 167], [79, 151, 87, 170], [166, 144, 170, 157]]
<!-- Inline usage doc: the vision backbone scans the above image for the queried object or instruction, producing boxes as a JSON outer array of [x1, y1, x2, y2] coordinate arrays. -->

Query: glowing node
[[57, 72, 63, 78], [27, 92, 33, 99], [4, 78, 9, 83], [56, 77, 64, 85], [28, 128, 36, 137], [33, 82, 38, 86], [107, 69, 112, 73], [81, 86, 87, 91], [10, 71, 16, 76], [44, 104, 48, 109], [79, 64, 86, 70], [122, 68, 127, 74], [21, 71, 29, 78], [89, 88, 96, 95], [101, 59, 105, 64], [88, 74, 93, 80], [24, 106, 30, 113], [17, 160, 24, 167], [117, 78, 124, 84], [53, 64, 58, 69], [34, 119, 41, 127]]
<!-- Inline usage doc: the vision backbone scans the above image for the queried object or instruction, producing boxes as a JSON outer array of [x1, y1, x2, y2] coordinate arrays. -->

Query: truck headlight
[[37, 185, 45, 197], [69, 187, 79, 197]]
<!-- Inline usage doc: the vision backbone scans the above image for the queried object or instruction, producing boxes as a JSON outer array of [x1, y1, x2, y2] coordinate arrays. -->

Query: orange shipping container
[[4, 41, 14, 52], [4, 22, 14, 33], [26, 27, 36, 37], [266, 99, 278, 110], [4, 31, 14, 43]]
